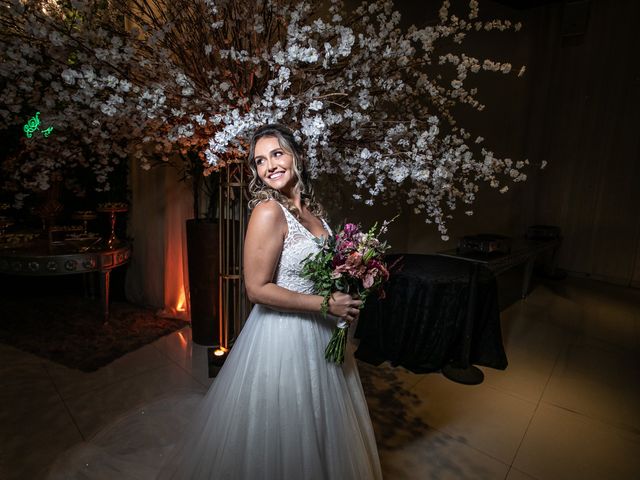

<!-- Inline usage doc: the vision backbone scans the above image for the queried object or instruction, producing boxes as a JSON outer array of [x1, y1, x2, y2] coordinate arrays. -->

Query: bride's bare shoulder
[[248, 200, 286, 233], [251, 199, 282, 218]]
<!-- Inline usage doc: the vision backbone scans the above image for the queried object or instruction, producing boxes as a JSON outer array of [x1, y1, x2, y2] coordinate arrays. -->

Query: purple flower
[[331, 252, 345, 268], [343, 223, 359, 237]]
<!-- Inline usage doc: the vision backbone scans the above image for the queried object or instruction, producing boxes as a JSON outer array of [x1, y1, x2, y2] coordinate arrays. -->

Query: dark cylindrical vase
[[186, 219, 219, 345]]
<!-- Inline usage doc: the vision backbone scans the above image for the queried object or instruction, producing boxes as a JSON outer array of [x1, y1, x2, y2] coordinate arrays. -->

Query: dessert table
[[0, 240, 131, 322]]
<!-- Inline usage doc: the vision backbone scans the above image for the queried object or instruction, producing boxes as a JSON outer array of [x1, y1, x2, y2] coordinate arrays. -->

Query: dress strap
[[274, 201, 332, 240], [274, 201, 300, 239], [321, 218, 333, 236], [274, 201, 293, 223]]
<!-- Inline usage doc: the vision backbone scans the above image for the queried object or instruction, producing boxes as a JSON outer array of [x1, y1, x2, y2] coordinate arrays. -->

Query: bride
[[47, 123, 382, 479]]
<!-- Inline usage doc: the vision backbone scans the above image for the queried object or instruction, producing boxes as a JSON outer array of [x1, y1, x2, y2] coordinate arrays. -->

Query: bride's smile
[[253, 136, 296, 194]]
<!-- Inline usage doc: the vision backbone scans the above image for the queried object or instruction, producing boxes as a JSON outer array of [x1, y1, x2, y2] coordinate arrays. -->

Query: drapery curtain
[[125, 159, 192, 321]]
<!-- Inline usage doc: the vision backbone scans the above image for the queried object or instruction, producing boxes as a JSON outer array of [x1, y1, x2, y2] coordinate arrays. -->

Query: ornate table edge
[[0, 244, 132, 276]]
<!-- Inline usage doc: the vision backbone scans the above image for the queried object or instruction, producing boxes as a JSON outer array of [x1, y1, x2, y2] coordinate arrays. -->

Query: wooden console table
[[0, 241, 131, 322]]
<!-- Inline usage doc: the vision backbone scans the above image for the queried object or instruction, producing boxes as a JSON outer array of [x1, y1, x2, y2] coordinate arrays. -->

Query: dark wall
[[332, 0, 640, 287], [525, 0, 640, 286]]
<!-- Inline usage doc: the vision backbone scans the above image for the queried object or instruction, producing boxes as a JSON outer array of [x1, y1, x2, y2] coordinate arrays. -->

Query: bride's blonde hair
[[246, 124, 326, 220]]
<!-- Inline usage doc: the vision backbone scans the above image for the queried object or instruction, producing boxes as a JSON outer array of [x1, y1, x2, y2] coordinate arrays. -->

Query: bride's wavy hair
[[246, 124, 326, 220]]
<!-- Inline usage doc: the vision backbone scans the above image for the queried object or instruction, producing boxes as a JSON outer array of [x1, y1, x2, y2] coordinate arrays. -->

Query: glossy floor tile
[[379, 428, 510, 480], [151, 327, 215, 387], [44, 342, 172, 401], [542, 335, 640, 432], [0, 342, 44, 369], [64, 363, 206, 438], [513, 403, 640, 480], [483, 310, 568, 403], [1, 276, 639, 480], [0, 363, 82, 480], [409, 374, 537, 464], [505, 467, 538, 480]]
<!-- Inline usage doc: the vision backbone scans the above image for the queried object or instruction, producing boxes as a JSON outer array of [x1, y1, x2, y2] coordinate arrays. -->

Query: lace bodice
[[273, 202, 332, 294]]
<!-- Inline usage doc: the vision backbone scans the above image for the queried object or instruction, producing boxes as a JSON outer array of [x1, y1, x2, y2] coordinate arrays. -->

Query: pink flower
[[363, 271, 375, 288], [362, 266, 380, 288], [334, 252, 366, 279], [338, 240, 355, 252], [347, 251, 364, 268]]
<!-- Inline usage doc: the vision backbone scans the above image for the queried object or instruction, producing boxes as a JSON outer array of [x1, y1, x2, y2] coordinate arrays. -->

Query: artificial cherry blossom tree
[[0, 0, 538, 236]]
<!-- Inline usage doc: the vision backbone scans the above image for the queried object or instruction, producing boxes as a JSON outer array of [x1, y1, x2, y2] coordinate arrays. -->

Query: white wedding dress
[[47, 201, 382, 480]]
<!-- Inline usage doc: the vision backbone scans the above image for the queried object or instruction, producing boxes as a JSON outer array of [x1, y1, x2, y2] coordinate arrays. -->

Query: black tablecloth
[[354, 254, 508, 373]]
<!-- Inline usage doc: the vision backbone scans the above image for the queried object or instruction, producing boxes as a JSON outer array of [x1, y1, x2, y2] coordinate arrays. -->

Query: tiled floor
[[1, 276, 639, 479]]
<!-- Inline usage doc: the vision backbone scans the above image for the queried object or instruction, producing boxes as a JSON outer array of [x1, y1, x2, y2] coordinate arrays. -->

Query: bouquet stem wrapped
[[324, 320, 350, 364]]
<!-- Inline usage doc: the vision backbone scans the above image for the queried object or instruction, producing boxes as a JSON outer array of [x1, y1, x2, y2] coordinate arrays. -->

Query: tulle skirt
[[46, 305, 382, 479]]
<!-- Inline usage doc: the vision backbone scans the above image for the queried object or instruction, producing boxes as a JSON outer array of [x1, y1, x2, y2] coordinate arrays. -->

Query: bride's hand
[[328, 292, 362, 323]]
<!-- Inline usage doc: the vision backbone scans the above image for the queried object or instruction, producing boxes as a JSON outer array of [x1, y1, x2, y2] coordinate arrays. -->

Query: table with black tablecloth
[[354, 253, 508, 374]]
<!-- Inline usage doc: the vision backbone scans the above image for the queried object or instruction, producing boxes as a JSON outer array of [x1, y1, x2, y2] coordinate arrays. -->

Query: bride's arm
[[243, 200, 324, 313], [243, 201, 360, 319]]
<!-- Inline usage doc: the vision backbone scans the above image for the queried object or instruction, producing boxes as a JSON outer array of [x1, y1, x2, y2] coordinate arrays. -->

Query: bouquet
[[301, 217, 399, 364]]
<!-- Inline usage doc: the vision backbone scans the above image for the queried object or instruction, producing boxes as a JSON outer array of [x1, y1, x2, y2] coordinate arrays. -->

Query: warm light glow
[[177, 332, 188, 348], [213, 347, 228, 357], [176, 287, 187, 312]]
